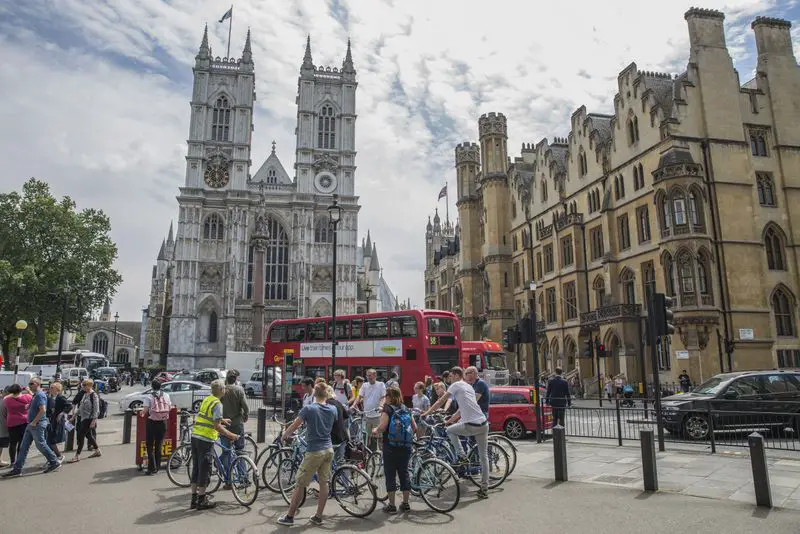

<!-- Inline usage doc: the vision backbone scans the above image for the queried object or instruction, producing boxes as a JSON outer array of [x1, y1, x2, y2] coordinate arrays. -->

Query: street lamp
[[112, 312, 120, 362], [327, 194, 343, 373], [13, 319, 28, 381], [364, 285, 373, 313]]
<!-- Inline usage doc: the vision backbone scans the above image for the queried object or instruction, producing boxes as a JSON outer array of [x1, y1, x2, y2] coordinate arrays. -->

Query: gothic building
[[142, 30, 397, 369], [427, 10, 800, 388]]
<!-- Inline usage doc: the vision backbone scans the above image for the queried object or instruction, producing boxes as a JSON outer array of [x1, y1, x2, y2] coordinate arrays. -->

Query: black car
[[659, 370, 800, 440]]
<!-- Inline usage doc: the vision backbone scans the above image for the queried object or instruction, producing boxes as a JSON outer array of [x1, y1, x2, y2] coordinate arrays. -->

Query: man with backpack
[[372, 385, 416, 513], [221, 370, 249, 484], [331, 370, 353, 409], [142, 379, 171, 475]]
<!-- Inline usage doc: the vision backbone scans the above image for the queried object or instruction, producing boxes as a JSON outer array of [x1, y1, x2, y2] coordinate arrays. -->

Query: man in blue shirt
[[4, 377, 60, 477], [465, 366, 491, 416], [278, 382, 337, 527]]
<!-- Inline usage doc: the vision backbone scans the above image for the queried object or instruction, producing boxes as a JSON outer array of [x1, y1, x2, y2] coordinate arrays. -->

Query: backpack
[[386, 405, 413, 447], [149, 393, 171, 421], [91, 393, 108, 420]]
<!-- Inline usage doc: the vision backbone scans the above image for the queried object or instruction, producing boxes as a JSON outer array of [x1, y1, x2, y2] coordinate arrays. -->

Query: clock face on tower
[[314, 172, 337, 194], [204, 155, 230, 188]]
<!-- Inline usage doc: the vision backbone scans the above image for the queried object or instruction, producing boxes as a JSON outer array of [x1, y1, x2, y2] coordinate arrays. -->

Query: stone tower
[[455, 142, 483, 339], [477, 112, 514, 342]]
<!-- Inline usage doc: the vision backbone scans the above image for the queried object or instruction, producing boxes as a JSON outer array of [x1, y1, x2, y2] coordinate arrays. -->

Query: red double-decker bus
[[263, 309, 460, 399]]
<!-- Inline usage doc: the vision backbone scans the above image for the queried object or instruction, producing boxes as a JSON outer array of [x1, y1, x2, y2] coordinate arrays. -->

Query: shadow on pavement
[[93, 467, 141, 484]]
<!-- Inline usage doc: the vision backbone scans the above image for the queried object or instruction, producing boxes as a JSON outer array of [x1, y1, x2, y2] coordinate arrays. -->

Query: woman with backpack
[[142, 379, 172, 475], [46, 382, 71, 461], [67, 379, 101, 463], [372, 386, 416, 514]]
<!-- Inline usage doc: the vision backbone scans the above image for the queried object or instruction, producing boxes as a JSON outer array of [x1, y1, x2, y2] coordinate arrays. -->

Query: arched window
[[203, 213, 224, 240], [314, 216, 331, 243], [757, 173, 775, 207], [633, 116, 640, 142], [658, 194, 671, 232], [642, 261, 655, 307], [627, 119, 636, 145], [593, 276, 606, 308], [772, 288, 795, 337], [663, 254, 676, 297], [209, 310, 218, 342], [618, 174, 625, 198], [632, 166, 639, 191], [116, 349, 129, 363], [317, 105, 336, 149], [765, 225, 786, 270], [687, 192, 699, 226], [92, 332, 109, 356], [697, 252, 712, 302], [750, 131, 768, 157], [246, 217, 290, 300], [620, 268, 636, 305], [541, 180, 548, 202], [267, 168, 277, 184], [678, 251, 695, 297], [211, 96, 231, 142], [672, 190, 687, 226], [638, 163, 644, 189]]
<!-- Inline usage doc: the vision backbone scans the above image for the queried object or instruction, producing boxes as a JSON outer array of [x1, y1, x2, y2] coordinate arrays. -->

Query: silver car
[[118, 380, 211, 413]]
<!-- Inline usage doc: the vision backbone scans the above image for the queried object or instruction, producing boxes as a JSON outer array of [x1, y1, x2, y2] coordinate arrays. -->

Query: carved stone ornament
[[478, 112, 507, 138], [254, 214, 271, 237], [313, 153, 339, 173], [236, 164, 243, 172], [312, 266, 333, 292], [199, 265, 223, 292], [455, 143, 480, 165]]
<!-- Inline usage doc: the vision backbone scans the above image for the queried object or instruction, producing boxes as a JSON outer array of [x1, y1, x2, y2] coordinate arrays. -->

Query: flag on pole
[[437, 184, 447, 200], [219, 6, 233, 23]]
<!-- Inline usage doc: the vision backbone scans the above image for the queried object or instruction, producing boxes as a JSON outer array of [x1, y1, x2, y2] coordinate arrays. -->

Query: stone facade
[[141, 31, 397, 370], [427, 9, 800, 388]]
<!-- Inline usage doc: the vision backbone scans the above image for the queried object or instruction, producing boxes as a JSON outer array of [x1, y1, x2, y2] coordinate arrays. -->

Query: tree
[[0, 178, 123, 367]]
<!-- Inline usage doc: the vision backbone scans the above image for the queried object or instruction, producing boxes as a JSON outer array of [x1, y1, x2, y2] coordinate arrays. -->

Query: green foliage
[[0, 178, 123, 363]]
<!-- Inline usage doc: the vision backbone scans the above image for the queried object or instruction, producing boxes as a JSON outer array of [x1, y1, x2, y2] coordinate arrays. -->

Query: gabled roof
[[252, 147, 293, 185]]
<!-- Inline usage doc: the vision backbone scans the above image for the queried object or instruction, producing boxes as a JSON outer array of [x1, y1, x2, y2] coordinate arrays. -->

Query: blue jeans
[[220, 422, 245, 471], [15, 423, 58, 470]]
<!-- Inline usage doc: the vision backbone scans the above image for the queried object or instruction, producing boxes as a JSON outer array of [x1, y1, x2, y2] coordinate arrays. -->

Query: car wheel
[[192, 399, 203, 413], [504, 418, 526, 440], [682, 413, 710, 440], [246, 388, 254, 398], [129, 400, 143, 411]]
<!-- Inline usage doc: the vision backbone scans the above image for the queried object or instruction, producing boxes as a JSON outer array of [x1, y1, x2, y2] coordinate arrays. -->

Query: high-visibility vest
[[194, 395, 221, 442]]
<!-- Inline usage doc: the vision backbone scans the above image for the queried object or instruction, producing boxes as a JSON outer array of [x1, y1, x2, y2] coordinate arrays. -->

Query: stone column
[[251, 237, 266, 349]]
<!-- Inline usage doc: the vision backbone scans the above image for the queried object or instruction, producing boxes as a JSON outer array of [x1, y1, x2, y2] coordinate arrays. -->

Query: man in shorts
[[278, 382, 338, 526]]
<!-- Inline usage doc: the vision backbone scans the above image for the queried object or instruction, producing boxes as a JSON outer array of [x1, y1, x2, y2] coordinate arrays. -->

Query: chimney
[[684, 8, 727, 53], [752, 17, 794, 58]]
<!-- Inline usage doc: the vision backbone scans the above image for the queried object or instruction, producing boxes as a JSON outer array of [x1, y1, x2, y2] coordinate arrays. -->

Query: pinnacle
[[242, 27, 252, 63], [343, 38, 355, 73], [198, 24, 209, 58], [302, 34, 314, 70]]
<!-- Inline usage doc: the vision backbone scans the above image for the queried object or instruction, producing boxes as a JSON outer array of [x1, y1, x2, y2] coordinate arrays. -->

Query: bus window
[[391, 315, 418, 337], [405, 348, 417, 361], [307, 322, 325, 341], [351, 319, 363, 339], [269, 325, 286, 342], [365, 318, 389, 338], [427, 317, 455, 334], [287, 324, 306, 342], [304, 366, 327, 380], [327, 321, 349, 340]]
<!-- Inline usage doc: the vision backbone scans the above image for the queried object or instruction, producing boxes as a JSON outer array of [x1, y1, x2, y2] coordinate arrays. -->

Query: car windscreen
[[692, 376, 728, 395]]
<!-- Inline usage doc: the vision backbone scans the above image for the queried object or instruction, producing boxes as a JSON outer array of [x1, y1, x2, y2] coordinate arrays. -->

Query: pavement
[[3, 443, 800, 534]]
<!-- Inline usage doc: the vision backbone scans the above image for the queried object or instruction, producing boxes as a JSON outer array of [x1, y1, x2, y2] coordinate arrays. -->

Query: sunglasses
[[28, 383, 37, 386]]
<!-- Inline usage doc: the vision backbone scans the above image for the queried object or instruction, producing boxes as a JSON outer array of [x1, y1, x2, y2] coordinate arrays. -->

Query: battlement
[[552, 136, 568, 145], [684, 7, 724, 21], [521, 142, 536, 153], [752, 16, 792, 29], [478, 112, 507, 138], [209, 56, 247, 71], [455, 142, 480, 165], [752, 16, 794, 56], [640, 70, 673, 79]]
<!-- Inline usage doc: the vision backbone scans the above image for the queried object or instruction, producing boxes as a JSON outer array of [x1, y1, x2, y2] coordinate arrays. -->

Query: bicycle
[[257, 415, 293, 492], [407, 443, 460, 513]]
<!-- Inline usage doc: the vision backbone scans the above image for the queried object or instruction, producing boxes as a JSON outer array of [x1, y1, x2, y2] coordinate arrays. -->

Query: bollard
[[65, 427, 75, 452], [257, 406, 267, 444], [553, 425, 568, 482], [640, 429, 658, 491], [748, 432, 772, 508], [122, 409, 133, 444]]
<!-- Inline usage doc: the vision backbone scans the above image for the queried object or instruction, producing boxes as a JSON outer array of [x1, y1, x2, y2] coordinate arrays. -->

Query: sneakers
[[476, 488, 489, 500], [382, 504, 398, 514], [277, 515, 295, 526], [190, 494, 198, 510], [309, 516, 323, 525], [196, 495, 216, 510], [2, 469, 21, 478], [399, 502, 411, 512], [43, 461, 62, 474]]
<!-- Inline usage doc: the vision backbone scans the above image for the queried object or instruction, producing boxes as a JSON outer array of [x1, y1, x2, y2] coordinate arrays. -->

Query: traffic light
[[652, 293, 675, 336], [594, 337, 606, 358], [518, 317, 533, 344], [503, 327, 516, 352], [583, 338, 593, 358]]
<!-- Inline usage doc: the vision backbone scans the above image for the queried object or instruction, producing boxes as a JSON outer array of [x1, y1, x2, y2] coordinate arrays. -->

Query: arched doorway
[[604, 330, 621, 378], [549, 337, 560, 373], [563, 337, 576, 373]]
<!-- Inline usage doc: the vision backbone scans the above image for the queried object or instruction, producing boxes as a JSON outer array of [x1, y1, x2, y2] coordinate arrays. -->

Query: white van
[[65, 367, 88, 388], [0, 371, 37, 391]]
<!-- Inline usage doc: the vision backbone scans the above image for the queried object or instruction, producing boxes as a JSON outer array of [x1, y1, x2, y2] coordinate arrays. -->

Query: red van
[[488, 385, 553, 439]]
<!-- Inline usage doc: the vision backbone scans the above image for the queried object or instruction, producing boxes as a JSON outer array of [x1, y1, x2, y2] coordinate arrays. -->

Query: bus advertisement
[[263, 309, 461, 400]]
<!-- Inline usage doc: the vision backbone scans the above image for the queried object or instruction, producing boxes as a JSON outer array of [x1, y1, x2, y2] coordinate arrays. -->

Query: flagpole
[[445, 183, 450, 229], [226, 4, 233, 59]]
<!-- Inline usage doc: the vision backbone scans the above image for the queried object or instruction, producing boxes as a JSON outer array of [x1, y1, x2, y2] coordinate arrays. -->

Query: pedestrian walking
[[142, 379, 172, 475], [3, 384, 31, 468], [0, 387, 10, 467], [46, 382, 71, 461], [3, 377, 61, 477], [67, 379, 102, 463], [373, 386, 416, 514], [278, 382, 337, 526], [545, 368, 571, 427], [678, 370, 692, 393], [190, 380, 239, 510]]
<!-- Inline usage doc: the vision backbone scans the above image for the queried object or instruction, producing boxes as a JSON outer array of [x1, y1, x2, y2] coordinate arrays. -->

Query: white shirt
[[447, 380, 486, 424], [303, 393, 313, 407], [358, 381, 386, 415], [332, 382, 350, 407]]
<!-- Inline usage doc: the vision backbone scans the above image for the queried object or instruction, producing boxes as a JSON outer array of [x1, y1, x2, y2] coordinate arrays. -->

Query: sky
[[1, 0, 798, 321]]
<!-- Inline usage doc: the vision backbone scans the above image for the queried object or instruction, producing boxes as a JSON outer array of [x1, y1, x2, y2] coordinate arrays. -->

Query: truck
[[460, 340, 510, 385], [224, 351, 263, 385]]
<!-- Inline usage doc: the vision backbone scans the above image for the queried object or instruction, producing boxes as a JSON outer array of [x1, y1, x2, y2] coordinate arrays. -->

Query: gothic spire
[[302, 35, 314, 71], [370, 242, 380, 272], [342, 38, 355, 74], [157, 238, 166, 261], [198, 24, 209, 58], [101, 297, 111, 321], [242, 28, 252, 64], [364, 230, 372, 256], [166, 221, 174, 247]]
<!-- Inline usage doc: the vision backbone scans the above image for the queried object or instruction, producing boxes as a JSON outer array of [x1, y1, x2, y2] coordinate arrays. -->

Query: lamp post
[[327, 194, 343, 373], [112, 312, 119, 362], [364, 285, 373, 313], [56, 291, 69, 376], [13, 319, 28, 381], [524, 204, 543, 444]]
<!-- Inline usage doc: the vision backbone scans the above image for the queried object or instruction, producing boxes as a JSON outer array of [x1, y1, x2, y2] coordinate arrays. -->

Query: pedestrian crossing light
[[652, 293, 676, 337], [594, 337, 606, 358], [503, 327, 516, 352], [583, 338, 593, 358]]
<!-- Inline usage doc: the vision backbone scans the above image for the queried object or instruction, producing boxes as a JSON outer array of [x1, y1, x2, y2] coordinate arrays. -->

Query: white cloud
[[0, 0, 794, 320]]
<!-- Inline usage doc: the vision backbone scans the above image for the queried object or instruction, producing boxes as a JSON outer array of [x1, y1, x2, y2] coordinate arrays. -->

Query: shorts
[[295, 448, 334, 487]]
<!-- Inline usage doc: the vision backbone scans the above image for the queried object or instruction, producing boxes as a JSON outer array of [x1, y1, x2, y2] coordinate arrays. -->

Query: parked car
[[245, 369, 282, 400], [118, 380, 211, 413], [488, 385, 552, 439], [659, 370, 800, 440], [194, 369, 228, 385]]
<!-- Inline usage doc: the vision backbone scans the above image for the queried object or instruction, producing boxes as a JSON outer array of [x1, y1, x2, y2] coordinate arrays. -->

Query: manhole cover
[[594, 475, 638, 485]]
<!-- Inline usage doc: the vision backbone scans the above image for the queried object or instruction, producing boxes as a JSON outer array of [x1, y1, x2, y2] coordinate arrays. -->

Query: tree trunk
[[36, 315, 47, 353]]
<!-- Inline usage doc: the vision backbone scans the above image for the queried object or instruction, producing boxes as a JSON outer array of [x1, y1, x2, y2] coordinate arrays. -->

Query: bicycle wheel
[[488, 434, 518, 475], [277, 457, 306, 507], [365, 449, 387, 501], [261, 447, 291, 493], [230, 455, 260, 506], [415, 458, 460, 513], [408, 451, 424, 497], [466, 441, 510, 489], [332, 465, 377, 518], [166, 444, 193, 488], [242, 435, 258, 459], [206, 457, 223, 495]]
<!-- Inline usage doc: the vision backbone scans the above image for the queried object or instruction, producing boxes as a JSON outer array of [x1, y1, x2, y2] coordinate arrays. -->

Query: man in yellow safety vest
[[190, 379, 239, 510]]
